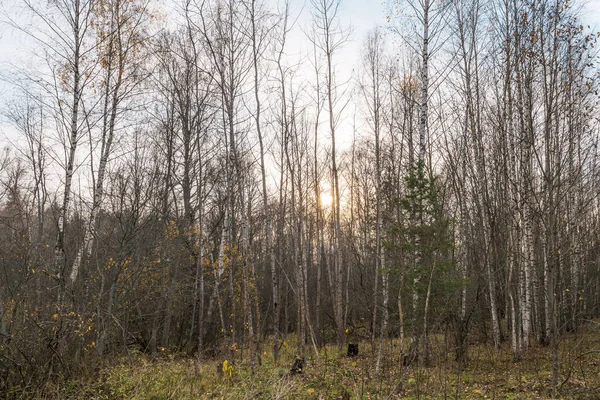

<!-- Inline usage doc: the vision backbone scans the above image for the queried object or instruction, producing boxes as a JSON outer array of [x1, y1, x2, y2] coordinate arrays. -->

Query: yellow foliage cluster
[[165, 220, 180, 239], [221, 360, 234, 377]]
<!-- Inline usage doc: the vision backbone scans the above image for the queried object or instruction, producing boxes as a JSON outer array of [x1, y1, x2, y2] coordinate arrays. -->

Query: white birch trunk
[[55, 0, 85, 285], [375, 252, 388, 375], [521, 207, 533, 350], [71, 3, 125, 283]]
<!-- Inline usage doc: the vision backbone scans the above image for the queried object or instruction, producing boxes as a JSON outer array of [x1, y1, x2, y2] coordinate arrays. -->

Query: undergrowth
[[8, 322, 600, 399]]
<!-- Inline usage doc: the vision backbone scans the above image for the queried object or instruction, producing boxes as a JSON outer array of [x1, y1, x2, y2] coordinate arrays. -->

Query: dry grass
[[15, 321, 600, 399]]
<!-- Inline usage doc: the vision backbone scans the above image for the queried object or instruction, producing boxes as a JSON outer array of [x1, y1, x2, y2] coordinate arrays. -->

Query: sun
[[319, 192, 334, 209]]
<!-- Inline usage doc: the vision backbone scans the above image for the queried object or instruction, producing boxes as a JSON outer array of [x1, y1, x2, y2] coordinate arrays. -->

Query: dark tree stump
[[347, 343, 358, 357], [290, 356, 305, 374]]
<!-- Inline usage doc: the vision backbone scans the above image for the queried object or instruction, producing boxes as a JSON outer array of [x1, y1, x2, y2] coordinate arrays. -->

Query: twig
[[559, 350, 600, 391]]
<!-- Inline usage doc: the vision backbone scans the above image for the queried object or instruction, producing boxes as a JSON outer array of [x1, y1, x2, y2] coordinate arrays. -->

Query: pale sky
[[2, 0, 599, 95], [583, 0, 600, 27], [1, 0, 600, 85], [1, 0, 599, 202], [1, 0, 600, 149]]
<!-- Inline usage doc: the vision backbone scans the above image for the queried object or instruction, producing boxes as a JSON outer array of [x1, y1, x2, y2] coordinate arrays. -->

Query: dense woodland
[[1, 0, 600, 395]]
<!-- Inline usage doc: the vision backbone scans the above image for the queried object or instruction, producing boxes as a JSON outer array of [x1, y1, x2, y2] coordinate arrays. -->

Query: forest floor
[[28, 321, 600, 399]]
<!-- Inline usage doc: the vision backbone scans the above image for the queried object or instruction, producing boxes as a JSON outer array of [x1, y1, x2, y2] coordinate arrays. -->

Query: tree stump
[[289, 356, 305, 374], [347, 343, 358, 357]]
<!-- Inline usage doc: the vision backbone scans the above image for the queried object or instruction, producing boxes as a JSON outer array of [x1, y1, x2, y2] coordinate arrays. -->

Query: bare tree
[[309, 0, 351, 351]]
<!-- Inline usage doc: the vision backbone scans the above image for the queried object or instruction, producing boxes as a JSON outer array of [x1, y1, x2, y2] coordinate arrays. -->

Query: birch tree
[[309, 0, 351, 350], [71, 0, 152, 284], [9, 0, 95, 297]]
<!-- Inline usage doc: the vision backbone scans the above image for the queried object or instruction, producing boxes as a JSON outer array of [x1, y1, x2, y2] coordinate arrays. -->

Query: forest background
[[2, 0, 600, 397]]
